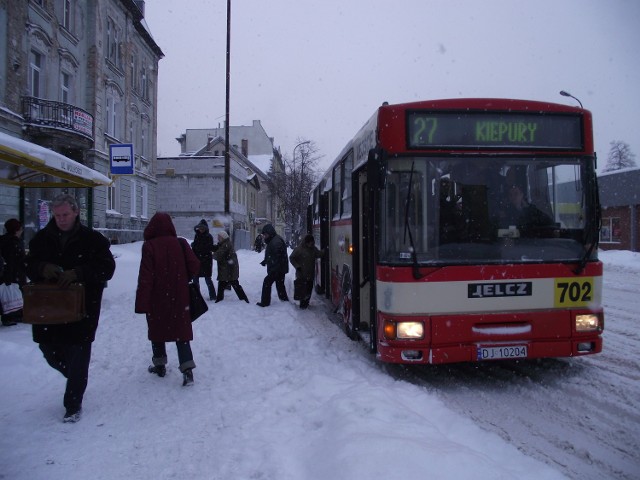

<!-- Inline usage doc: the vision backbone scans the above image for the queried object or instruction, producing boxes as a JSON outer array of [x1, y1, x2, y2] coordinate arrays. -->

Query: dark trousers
[[151, 341, 195, 373], [260, 272, 288, 305], [198, 277, 216, 300], [39, 342, 92, 411], [297, 279, 314, 307], [216, 280, 248, 302]]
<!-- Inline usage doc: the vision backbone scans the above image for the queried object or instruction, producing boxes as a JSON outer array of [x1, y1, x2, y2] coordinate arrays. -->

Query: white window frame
[[130, 179, 137, 217], [140, 121, 146, 158], [105, 86, 122, 139], [29, 50, 43, 98], [107, 17, 121, 68], [140, 66, 148, 100], [60, 71, 70, 103], [108, 179, 121, 213], [63, 0, 73, 31], [140, 183, 148, 218]]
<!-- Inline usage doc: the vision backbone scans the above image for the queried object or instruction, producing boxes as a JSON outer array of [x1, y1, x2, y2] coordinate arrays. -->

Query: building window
[[108, 179, 120, 212], [129, 119, 135, 145], [63, 0, 73, 31], [130, 53, 138, 92], [600, 217, 621, 243], [140, 66, 148, 100], [107, 18, 121, 68], [29, 50, 43, 98], [106, 96, 116, 137], [140, 122, 146, 158], [60, 71, 70, 103], [130, 180, 137, 217], [140, 183, 148, 218], [105, 87, 123, 139]]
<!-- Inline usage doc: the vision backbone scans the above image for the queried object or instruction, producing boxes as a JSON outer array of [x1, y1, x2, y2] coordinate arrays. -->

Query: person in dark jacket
[[25, 194, 116, 423], [135, 212, 200, 387], [191, 219, 216, 300], [212, 230, 249, 303], [257, 224, 289, 307], [0, 218, 27, 325], [254, 234, 264, 253], [289, 234, 323, 309], [502, 184, 553, 232]]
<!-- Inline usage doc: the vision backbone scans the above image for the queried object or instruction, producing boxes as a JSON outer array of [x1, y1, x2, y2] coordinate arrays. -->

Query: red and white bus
[[308, 98, 603, 364]]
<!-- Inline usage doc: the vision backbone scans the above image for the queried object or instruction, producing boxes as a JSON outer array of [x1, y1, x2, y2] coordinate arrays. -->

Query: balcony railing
[[21, 96, 94, 142]]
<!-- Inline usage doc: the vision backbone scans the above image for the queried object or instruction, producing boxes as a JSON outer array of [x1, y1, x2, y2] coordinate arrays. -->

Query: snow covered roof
[[598, 167, 640, 207], [0, 132, 112, 187], [248, 154, 273, 176]]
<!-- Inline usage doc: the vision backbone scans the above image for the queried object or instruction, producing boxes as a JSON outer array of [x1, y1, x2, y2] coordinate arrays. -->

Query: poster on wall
[[37, 200, 50, 230]]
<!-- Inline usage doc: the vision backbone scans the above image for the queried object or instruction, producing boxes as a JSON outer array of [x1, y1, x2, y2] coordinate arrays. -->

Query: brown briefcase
[[22, 283, 86, 324]]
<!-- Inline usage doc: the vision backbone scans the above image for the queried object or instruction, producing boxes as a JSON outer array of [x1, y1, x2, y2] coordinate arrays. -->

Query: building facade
[[164, 122, 286, 248], [598, 167, 640, 252], [0, 0, 162, 244], [157, 134, 279, 250]]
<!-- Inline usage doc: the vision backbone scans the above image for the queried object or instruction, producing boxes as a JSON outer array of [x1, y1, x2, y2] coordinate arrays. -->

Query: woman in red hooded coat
[[135, 212, 200, 386]]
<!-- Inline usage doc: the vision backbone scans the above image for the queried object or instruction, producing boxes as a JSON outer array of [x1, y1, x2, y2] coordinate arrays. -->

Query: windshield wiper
[[403, 161, 424, 279]]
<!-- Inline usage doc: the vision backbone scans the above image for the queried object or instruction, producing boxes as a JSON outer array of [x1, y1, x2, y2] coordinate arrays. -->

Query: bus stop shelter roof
[[0, 131, 112, 188]]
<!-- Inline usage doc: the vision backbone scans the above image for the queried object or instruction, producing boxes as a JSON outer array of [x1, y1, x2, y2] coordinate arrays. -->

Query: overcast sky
[[144, 0, 640, 171]]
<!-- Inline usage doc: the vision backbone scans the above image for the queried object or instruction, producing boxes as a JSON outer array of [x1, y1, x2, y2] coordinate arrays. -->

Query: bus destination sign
[[407, 111, 583, 150]]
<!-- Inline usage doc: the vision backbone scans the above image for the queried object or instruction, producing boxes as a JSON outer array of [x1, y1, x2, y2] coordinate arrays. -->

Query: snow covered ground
[[1, 243, 638, 480]]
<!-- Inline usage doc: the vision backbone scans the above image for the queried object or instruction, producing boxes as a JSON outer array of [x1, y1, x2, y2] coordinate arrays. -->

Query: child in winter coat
[[212, 231, 249, 303]]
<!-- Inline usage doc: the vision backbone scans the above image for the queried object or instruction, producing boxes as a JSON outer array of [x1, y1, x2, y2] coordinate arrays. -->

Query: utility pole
[[224, 0, 231, 215]]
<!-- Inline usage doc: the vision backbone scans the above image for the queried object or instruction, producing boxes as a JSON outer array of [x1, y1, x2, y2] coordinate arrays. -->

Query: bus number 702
[[555, 280, 593, 306]]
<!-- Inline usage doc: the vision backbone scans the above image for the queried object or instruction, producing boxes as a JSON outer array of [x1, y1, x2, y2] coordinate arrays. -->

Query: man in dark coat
[[212, 230, 249, 303], [25, 194, 115, 423], [289, 234, 323, 309], [135, 212, 200, 387], [502, 184, 553, 233], [191, 219, 216, 300], [0, 218, 27, 325], [257, 223, 289, 307]]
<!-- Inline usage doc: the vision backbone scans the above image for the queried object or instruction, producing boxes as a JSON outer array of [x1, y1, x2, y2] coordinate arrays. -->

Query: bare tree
[[603, 140, 637, 172], [268, 139, 322, 245]]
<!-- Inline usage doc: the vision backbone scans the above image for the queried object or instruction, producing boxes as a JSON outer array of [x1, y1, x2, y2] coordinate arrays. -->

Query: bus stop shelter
[[0, 131, 112, 235]]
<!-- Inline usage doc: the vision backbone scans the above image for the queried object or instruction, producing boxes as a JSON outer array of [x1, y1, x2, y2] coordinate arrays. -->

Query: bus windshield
[[379, 156, 596, 265]]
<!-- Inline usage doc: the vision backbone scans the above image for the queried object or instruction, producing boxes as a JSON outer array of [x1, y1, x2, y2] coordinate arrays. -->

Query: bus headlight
[[575, 313, 600, 332], [384, 320, 424, 340]]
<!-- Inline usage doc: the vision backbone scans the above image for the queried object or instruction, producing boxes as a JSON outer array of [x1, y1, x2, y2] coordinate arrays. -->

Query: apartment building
[[0, 0, 162, 244]]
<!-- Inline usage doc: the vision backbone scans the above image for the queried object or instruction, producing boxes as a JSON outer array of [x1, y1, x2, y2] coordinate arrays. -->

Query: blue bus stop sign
[[110, 144, 134, 175]]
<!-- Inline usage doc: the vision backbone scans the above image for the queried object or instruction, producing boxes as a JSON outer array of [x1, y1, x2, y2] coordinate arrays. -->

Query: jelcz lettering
[[468, 282, 532, 298]]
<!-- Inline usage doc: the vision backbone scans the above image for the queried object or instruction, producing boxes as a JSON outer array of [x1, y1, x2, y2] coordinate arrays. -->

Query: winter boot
[[148, 365, 166, 377], [182, 368, 194, 387], [63, 406, 82, 423]]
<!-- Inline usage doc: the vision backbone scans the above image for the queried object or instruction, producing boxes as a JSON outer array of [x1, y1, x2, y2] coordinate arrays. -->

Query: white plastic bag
[[0, 283, 23, 314]]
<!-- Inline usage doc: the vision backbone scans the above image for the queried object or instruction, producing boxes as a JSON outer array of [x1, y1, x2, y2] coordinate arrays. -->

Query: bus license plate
[[477, 345, 527, 361]]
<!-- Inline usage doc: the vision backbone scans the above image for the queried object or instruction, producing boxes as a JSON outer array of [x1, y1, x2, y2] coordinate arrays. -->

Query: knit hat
[[4, 218, 22, 235], [217, 230, 229, 240]]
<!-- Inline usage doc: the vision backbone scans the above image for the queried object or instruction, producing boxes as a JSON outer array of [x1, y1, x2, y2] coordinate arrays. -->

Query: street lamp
[[293, 141, 310, 163], [559, 90, 583, 109]]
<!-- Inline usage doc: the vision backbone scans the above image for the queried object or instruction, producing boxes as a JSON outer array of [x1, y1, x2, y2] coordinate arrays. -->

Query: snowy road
[[378, 259, 640, 480], [1, 246, 638, 479]]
